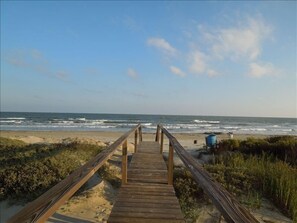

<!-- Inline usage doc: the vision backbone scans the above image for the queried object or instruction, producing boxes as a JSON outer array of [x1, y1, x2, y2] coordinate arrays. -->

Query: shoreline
[[0, 130, 271, 151], [0, 129, 270, 140]]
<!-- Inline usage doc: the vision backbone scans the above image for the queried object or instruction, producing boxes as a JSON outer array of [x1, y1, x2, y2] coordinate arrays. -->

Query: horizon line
[[1, 110, 296, 119]]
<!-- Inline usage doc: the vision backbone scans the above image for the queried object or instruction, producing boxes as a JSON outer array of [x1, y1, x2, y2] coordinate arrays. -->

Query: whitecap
[[0, 117, 26, 120], [194, 119, 220, 124]]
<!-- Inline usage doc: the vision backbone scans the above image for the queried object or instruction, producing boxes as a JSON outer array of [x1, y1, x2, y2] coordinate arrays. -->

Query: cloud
[[186, 15, 277, 78], [188, 50, 220, 77], [207, 69, 220, 77], [5, 49, 46, 68], [122, 16, 142, 32], [203, 17, 272, 61], [147, 37, 177, 56], [31, 49, 44, 60], [127, 68, 138, 79], [54, 71, 69, 81], [169, 66, 186, 77], [247, 62, 280, 78], [188, 50, 207, 74], [4, 49, 69, 81]]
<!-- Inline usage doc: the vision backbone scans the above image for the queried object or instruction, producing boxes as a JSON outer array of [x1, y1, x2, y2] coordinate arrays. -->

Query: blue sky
[[1, 1, 296, 117]]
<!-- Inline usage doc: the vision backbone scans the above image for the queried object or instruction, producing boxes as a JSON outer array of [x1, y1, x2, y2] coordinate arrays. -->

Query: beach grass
[[173, 136, 297, 222], [205, 153, 297, 222], [218, 135, 297, 165], [0, 137, 105, 202]]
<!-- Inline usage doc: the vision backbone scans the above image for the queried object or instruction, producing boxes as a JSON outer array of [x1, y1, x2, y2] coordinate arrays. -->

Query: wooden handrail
[[158, 125, 259, 223], [8, 124, 141, 223]]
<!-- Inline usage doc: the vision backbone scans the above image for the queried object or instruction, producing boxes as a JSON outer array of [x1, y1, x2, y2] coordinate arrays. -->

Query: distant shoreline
[[0, 130, 271, 149]]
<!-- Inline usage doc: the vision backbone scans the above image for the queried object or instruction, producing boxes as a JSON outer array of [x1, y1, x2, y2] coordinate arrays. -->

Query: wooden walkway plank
[[108, 141, 184, 223]]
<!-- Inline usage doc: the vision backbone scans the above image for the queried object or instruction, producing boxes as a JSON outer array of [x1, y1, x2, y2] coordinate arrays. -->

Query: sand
[[0, 130, 266, 147], [1, 130, 289, 223]]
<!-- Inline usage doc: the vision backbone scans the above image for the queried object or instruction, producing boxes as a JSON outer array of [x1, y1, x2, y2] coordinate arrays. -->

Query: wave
[[223, 126, 240, 129], [197, 124, 212, 127], [194, 119, 220, 124], [0, 120, 24, 123], [0, 117, 26, 120], [104, 120, 141, 124], [240, 128, 267, 132]]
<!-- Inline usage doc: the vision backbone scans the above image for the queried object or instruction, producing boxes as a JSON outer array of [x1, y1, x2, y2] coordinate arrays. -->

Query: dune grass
[[213, 136, 297, 221], [173, 168, 206, 221], [218, 136, 297, 165], [0, 137, 105, 202], [174, 136, 297, 222]]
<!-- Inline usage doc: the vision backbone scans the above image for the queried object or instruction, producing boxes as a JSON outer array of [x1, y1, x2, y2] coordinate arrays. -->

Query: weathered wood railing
[[155, 125, 259, 223], [8, 124, 142, 223]]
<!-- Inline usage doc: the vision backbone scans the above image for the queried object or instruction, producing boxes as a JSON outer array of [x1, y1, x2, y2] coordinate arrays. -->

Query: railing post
[[122, 140, 128, 184], [160, 130, 164, 154], [155, 125, 160, 142], [139, 126, 143, 142], [168, 142, 174, 185], [134, 129, 138, 153]]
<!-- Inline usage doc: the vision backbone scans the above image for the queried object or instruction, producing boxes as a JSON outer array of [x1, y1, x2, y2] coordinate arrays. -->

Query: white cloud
[[4, 49, 69, 81], [147, 37, 177, 56], [206, 17, 272, 60], [207, 69, 219, 77], [127, 68, 138, 78], [122, 16, 142, 32], [31, 49, 44, 60], [248, 62, 280, 78], [169, 66, 186, 77], [188, 50, 207, 74]]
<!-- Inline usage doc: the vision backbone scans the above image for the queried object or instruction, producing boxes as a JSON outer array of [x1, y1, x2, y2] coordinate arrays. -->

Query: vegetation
[[0, 137, 105, 203], [174, 136, 297, 222], [173, 168, 206, 221], [218, 136, 297, 165], [206, 153, 297, 221], [98, 164, 121, 189], [1, 135, 296, 222]]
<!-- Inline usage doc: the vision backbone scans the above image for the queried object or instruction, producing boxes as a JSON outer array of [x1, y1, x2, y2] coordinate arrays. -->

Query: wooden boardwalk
[[107, 141, 184, 223], [8, 124, 259, 223]]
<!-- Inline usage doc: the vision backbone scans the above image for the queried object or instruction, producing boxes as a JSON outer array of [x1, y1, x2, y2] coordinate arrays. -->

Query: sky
[[1, 1, 296, 118]]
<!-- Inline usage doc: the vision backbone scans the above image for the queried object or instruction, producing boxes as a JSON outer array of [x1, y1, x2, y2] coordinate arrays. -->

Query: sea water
[[0, 112, 296, 135]]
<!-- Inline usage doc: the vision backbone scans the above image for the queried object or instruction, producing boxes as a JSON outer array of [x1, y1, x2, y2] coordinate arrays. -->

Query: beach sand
[[1, 130, 289, 223], [0, 130, 266, 147]]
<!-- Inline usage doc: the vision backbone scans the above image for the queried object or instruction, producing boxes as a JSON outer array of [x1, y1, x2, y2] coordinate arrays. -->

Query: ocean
[[0, 112, 296, 135]]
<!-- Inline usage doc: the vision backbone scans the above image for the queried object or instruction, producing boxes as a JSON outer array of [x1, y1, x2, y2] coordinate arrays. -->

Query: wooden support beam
[[155, 125, 160, 142], [134, 130, 138, 153], [139, 126, 143, 142], [122, 140, 128, 184], [168, 142, 174, 185], [160, 131, 164, 154]]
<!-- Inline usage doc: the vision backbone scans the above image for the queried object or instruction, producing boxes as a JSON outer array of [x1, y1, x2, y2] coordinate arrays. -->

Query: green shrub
[[207, 153, 297, 221], [218, 139, 240, 151], [218, 136, 297, 165], [173, 168, 205, 222], [0, 138, 104, 202], [0, 137, 26, 149], [98, 164, 121, 189]]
